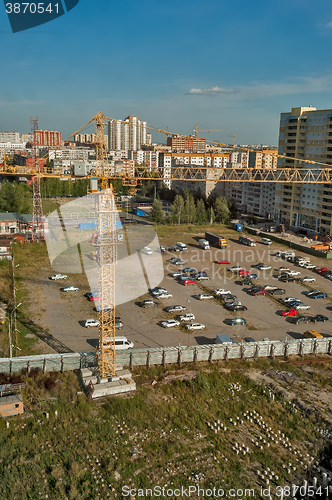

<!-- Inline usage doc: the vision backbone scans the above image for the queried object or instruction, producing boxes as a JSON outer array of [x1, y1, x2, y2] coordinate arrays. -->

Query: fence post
[[240, 344, 246, 360], [27, 360, 30, 374], [299, 341, 304, 357], [193, 347, 197, 364], [177, 348, 182, 368], [9, 360, 12, 375], [224, 346, 230, 361], [43, 358, 47, 374], [270, 344, 276, 360], [208, 347, 214, 363], [146, 351, 150, 369], [328, 339, 332, 356], [162, 350, 166, 367], [129, 353, 133, 370], [284, 342, 289, 360], [313, 340, 318, 355], [254, 345, 260, 359]]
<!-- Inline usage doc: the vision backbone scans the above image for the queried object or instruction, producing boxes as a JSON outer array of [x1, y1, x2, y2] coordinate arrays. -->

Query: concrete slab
[[91, 379, 136, 398]]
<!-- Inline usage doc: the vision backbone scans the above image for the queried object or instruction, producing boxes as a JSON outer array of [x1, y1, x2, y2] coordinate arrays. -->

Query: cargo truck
[[198, 239, 210, 250], [205, 232, 227, 248]]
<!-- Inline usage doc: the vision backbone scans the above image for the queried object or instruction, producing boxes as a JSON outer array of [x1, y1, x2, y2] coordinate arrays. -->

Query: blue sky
[[1, 0, 332, 145]]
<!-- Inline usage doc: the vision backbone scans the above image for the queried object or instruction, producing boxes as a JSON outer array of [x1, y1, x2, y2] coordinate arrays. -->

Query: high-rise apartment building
[[108, 115, 147, 152], [275, 106, 332, 235]]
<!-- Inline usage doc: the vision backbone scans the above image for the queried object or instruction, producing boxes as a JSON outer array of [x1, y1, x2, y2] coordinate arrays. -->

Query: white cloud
[[239, 75, 332, 99], [186, 86, 235, 96]]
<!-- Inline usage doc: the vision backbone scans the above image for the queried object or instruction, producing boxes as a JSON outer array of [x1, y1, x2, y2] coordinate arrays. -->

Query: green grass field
[[0, 359, 331, 500]]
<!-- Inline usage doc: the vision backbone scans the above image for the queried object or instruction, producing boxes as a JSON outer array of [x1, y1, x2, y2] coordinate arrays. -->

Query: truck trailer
[[205, 232, 227, 248]]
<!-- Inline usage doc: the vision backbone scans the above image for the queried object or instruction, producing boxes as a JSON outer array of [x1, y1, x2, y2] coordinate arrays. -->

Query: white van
[[102, 336, 134, 350], [261, 237, 272, 245], [176, 242, 187, 251]]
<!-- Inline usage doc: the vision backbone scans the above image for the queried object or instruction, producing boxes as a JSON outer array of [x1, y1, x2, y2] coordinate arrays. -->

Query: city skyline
[[1, 0, 332, 144]]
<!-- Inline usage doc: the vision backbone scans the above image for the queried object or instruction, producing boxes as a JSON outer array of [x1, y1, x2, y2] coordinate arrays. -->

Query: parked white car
[[155, 292, 172, 299], [213, 289, 231, 296], [152, 288, 167, 296], [295, 304, 311, 311], [50, 274, 67, 280], [198, 293, 213, 300], [61, 286, 79, 292], [179, 313, 195, 322], [286, 270, 301, 276], [141, 246, 153, 255], [299, 276, 316, 283], [185, 322, 205, 330], [160, 319, 180, 328], [85, 319, 99, 328]]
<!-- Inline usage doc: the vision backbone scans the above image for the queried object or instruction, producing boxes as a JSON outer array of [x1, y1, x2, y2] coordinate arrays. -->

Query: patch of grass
[[0, 359, 330, 499]]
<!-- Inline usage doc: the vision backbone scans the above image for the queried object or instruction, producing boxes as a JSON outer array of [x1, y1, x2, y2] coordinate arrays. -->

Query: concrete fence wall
[[246, 228, 332, 259], [0, 338, 331, 375]]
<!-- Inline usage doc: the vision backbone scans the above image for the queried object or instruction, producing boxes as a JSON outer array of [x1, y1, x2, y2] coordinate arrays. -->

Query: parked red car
[[251, 289, 268, 296], [281, 309, 299, 317], [183, 279, 196, 285], [238, 270, 250, 276], [217, 260, 231, 264], [316, 268, 328, 274]]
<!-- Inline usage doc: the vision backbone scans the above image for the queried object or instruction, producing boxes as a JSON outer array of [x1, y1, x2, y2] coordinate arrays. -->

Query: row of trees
[[150, 190, 236, 225], [42, 178, 89, 198], [0, 179, 90, 214]]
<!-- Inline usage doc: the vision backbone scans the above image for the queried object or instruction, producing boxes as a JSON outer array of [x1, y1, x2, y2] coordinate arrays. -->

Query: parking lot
[[29, 234, 332, 353]]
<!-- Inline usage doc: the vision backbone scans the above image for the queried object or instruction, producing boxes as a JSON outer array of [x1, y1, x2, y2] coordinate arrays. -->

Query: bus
[[239, 234, 256, 247]]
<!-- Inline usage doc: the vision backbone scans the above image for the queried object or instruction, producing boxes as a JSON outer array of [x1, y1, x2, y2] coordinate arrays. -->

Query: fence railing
[[47, 212, 96, 220], [0, 338, 331, 375]]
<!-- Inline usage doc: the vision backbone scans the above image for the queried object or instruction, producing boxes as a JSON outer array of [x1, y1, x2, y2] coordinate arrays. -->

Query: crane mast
[[94, 112, 117, 377]]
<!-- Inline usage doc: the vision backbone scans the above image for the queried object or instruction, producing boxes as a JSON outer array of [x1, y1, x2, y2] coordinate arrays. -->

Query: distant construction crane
[[193, 123, 222, 137], [227, 133, 236, 150]]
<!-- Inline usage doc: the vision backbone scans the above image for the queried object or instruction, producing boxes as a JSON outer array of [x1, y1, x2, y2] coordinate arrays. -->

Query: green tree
[[0, 181, 31, 213], [228, 198, 238, 219], [207, 206, 216, 225], [150, 198, 164, 224], [214, 196, 230, 223], [183, 190, 197, 224], [171, 194, 185, 224], [196, 198, 207, 224]]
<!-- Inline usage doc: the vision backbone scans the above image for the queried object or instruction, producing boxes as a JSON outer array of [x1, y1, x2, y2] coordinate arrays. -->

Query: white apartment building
[[0, 132, 20, 143], [108, 115, 147, 152]]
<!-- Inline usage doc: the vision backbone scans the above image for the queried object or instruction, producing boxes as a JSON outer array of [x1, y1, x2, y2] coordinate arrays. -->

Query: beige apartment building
[[275, 106, 332, 235]]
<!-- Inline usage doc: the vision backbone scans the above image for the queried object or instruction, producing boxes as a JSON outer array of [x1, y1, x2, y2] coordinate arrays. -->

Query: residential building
[[35, 130, 61, 147], [74, 133, 108, 149], [275, 106, 332, 235], [166, 134, 206, 152], [108, 115, 147, 152], [248, 149, 278, 169], [0, 132, 20, 143]]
